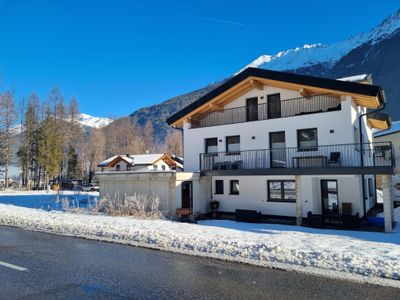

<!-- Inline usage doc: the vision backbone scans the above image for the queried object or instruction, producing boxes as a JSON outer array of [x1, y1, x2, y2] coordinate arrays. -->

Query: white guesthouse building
[[167, 68, 395, 231]]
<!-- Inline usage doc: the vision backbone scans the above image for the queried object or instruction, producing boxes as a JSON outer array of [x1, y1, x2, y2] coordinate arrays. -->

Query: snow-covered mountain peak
[[75, 113, 113, 129], [238, 9, 400, 73], [366, 9, 400, 44]]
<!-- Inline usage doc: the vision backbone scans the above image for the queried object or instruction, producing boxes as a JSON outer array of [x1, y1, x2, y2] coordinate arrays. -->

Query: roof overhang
[[368, 112, 391, 130], [167, 68, 385, 127], [153, 154, 177, 167]]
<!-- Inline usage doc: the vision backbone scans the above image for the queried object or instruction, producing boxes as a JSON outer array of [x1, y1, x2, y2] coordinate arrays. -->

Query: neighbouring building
[[167, 68, 396, 231], [98, 153, 180, 172]]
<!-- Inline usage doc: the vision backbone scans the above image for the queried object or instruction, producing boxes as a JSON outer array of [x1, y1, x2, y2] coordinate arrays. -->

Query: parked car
[[81, 183, 100, 192]]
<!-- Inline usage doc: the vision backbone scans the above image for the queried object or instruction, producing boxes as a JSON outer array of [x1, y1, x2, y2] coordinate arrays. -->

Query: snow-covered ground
[[0, 202, 399, 286]]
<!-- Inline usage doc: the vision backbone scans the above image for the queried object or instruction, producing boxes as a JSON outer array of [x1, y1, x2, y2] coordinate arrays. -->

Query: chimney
[[126, 154, 130, 158]]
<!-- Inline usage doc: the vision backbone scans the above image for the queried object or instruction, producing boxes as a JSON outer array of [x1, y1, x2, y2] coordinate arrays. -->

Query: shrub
[[93, 193, 164, 219]]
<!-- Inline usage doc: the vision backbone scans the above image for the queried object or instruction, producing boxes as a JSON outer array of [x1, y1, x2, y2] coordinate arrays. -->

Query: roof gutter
[[358, 89, 386, 217]]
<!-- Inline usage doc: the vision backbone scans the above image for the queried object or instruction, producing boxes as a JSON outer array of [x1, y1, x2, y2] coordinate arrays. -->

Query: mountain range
[[128, 9, 400, 142]]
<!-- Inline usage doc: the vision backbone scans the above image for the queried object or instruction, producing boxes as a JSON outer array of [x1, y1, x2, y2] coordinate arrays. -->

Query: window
[[297, 128, 318, 151], [116, 165, 121, 171], [215, 180, 224, 194], [161, 165, 166, 171], [153, 164, 158, 170], [226, 135, 240, 154], [321, 180, 338, 213], [230, 180, 239, 195], [205, 138, 218, 154], [267, 180, 296, 202], [126, 165, 131, 171], [354, 127, 360, 151], [368, 178, 374, 197]]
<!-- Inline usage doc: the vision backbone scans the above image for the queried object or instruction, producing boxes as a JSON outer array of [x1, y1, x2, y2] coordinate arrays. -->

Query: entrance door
[[267, 93, 281, 119], [246, 97, 258, 121], [181, 181, 193, 209], [270, 131, 286, 168], [321, 180, 339, 214]]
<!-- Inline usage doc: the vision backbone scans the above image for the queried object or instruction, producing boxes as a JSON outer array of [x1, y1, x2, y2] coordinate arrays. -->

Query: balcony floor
[[201, 166, 394, 176]]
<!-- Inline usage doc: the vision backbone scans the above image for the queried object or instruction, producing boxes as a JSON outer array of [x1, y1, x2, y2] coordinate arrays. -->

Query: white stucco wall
[[96, 171, 211, 217], [182, 84, 366, 172], [96, 172, 177, 216], [175, 172, 211, 215], [210, 174, 365, 217]]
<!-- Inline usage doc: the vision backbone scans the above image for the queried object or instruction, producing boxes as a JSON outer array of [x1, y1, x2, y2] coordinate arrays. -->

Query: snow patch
[[0, 203, 399, 282], [74, 113, 113, 129]]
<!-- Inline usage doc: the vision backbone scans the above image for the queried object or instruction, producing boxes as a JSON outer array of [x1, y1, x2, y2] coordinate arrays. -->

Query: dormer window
[[116, 165, 121, 171]]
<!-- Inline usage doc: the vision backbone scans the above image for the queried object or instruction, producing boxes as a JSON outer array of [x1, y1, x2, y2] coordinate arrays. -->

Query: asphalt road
[[0, 226, 398, 300]]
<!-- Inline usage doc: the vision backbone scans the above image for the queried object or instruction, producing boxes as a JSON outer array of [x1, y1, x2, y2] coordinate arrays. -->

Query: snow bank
[[0, 204, 399, 283]]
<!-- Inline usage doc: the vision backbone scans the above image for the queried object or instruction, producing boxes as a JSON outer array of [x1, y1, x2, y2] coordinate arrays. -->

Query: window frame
[[267, 180, 296, 203], [368, 178, 374, 197], [215, 180, 224, 195], [297, 128, 318, 151], [205, 137, 218, 154], [229, 180, 240, 195], [226, 135, 240, 155], [321, 179, 339, 214]]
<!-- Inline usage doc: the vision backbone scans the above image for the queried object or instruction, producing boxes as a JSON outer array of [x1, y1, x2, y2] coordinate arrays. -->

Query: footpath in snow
[[0, 203, 399, 286]]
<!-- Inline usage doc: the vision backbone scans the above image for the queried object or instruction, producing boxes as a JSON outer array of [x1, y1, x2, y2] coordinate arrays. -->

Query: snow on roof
[[98, 154, 165, 167], [130, 154, 164, 165], [337, 74, 370, 83], [98, 155, 119, 167], [374, 120, 400, 137]]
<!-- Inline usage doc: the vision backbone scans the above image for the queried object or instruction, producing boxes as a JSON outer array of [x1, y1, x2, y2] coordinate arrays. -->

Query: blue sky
[[0, 1, 399, 117]]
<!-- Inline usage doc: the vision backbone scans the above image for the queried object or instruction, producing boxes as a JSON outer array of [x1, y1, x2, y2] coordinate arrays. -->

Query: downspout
[[358, 89, 386, 217]]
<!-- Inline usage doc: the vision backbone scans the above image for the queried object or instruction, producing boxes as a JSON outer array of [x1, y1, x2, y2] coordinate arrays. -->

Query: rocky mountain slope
[[127, 9, 400, 143]]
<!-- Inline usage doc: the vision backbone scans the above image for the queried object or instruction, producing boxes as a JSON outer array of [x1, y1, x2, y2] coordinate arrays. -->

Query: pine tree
[[66, 145, 81, 178], [38, 112, 63, 184]]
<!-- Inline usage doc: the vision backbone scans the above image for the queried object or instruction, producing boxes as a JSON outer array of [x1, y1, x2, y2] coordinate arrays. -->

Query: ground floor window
[[230, 180, 239, 195], [267, 180, 296, 202], [215, 180, 224, 194], [321, 180, 339, 213], [368, 178, 374, 197]]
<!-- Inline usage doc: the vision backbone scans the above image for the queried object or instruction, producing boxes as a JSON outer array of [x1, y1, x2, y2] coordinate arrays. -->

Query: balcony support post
[[382, 174, 394, 232], [295, 175, 302, 226]]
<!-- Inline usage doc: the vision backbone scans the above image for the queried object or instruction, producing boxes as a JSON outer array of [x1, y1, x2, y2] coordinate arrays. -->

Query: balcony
[[191, 94, 342, 129], [199, 142, 394, 175]]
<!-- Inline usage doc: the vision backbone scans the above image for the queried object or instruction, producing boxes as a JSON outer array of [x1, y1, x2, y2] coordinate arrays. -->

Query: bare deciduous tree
[[0, 91, 17, 188]]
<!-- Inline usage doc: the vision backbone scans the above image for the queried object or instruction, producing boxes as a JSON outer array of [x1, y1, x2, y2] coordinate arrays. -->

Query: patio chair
[[307, 211, 325, 228], [341, 202, 352, 215], [329, 152, 341, 167], [342, 213, 360, 229]]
